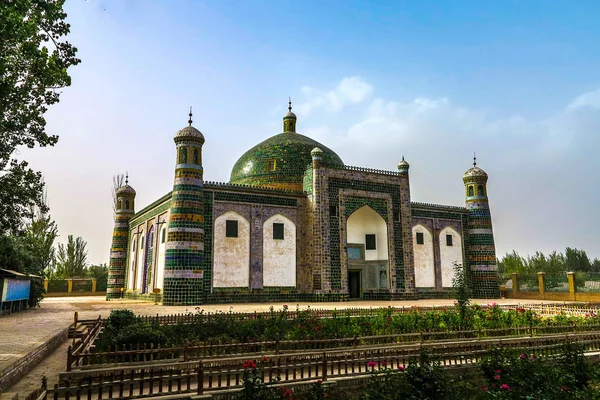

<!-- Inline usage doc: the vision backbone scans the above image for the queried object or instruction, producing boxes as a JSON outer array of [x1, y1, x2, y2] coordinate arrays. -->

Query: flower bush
[[96, 306, 600, 350]]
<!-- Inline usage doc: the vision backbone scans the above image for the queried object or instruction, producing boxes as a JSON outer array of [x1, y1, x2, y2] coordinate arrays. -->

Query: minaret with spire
[[283, 98, 297, 133], [106, 173, 136, 299], [463, 153, 499, 298], [162, 107, 206, 305]]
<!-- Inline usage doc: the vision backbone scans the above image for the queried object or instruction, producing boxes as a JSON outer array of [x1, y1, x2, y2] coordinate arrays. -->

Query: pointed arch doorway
[[346, 205, 389, 298]]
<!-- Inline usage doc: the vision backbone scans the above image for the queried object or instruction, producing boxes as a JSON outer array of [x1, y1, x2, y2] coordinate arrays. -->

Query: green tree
[[0, 0, 80, 234], [497, 250, 527, 275], [565, 247, 591, 272], [55, 235, 87, 278], [87, 263, 108, 291], [24, 208, 58, 276], [452, 262, 471, 325]]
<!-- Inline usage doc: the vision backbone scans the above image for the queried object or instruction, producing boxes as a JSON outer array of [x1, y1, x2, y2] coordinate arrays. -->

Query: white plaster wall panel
[[136, 232, 145, 290], [413, 225, 435, 287], [263, 214, 296, 287], [127, 232, 136, 290], [127, 258, 135, 290], [156, 227, 167, 290], [213, 211, 250, 287], [346, 206, 388, 261], [440, 227, 463, 287]]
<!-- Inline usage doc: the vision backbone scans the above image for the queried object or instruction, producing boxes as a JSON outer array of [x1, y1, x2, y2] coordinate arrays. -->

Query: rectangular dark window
[[225, 220, 238, 238], [446, 234, 453, 246], [267, 159, 276, 172], [329, 205, 337, 217], [365, 234, 376, 250], [416, 232, 424, 245], [273, 223, 284, 240]]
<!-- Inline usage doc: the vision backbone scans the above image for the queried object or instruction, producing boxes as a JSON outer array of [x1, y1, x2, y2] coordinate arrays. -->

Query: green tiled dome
[[230, 132, 344, 191]]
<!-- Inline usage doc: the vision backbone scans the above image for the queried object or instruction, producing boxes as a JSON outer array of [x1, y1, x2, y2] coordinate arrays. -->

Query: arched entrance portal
[[346, 205, 389, 298]]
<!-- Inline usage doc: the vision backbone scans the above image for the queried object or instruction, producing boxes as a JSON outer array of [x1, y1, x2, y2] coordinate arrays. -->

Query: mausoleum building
[[107, 102, 499, 305]]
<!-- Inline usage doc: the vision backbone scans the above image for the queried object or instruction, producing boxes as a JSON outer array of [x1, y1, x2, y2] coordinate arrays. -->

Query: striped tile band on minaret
[[106, 178, 136, 299], [463, 154, 500, 298], [162, 108, 207, 305]]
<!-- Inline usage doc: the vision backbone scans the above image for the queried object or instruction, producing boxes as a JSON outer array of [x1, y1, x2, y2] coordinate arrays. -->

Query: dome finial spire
[[188, 106, 193, 126], [125, 171, 129, 185], [288, 97, 292, 112], [473, 152, 477, 167]]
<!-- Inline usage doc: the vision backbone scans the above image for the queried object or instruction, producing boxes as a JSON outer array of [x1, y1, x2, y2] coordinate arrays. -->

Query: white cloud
[[298, 84, 600, 260], [295, 76, 373, 115], [567, 88, 600, 110]]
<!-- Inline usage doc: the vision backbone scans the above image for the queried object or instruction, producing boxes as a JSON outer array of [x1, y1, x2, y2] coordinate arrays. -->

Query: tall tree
[[112, 173, 125, 218], [0, 0, 80, 234], [565, 247, 591, 272], [55, 235, 87, 278]]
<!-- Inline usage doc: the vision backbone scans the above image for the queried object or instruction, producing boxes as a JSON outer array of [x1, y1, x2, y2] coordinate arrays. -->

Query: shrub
[[106, 309, 137, 331], [115, 323, 168, 347]]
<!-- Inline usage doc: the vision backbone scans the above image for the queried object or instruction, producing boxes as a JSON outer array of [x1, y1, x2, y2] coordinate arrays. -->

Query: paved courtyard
[[0, 296, 572, 396]]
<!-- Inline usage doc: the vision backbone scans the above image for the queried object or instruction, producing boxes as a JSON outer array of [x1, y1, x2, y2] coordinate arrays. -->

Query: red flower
[[263, 356, 269, 362], [495, 369, 502, 374], [500, 384, 510, 391], [397, 365, 405, 372], [242, 359, 257, 369], [367, 361, 377, 368], [519, 353, 526, 359], [494, 375, 501, 380], [317, 380, 322, 384]]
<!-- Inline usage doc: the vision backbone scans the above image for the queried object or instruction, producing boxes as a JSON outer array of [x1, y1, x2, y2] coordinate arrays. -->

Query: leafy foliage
[[0, 0, 80, 234], [498, 247, 600, 275], [452, 262, 471, 325], [360, 350, 460, 400], [86, 263, 108, 291], [55, 235, 88, 278], [96, 305, 600, 350]]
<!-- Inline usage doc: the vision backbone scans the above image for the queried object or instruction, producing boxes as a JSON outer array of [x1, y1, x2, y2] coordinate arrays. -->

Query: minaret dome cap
[[174, 106, 205, 144]]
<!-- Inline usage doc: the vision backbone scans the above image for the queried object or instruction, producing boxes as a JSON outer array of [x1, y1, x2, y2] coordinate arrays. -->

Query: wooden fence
[[49, 331, 600, 400], [67, 322, 600, 370]]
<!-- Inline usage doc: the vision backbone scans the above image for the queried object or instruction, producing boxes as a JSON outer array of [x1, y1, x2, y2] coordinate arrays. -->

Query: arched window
[[468, 186, 474, 197], [180, 147, 188, 164], [117, 199, 122, 209], [132, 239, 136, 251], [149, 231, 154, 248], [125, 199, 130, 209], [477, 185, 484, 196], [140, 236, 144, 249], [290, 122, 294, 131], [161, 228, 166, 243]]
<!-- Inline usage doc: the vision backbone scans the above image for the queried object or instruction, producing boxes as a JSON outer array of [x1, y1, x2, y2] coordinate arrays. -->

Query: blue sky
[[27, 0, 600, 264]]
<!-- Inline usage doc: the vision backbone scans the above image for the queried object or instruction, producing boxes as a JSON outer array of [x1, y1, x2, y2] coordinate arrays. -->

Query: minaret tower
[[463, 153, 499, 298], [106, 174, 136, 300], [283, 98, 297, 133], [162, 108, 206, 305]]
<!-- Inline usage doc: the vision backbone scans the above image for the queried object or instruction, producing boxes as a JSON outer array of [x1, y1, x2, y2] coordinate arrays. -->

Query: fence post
[[91, 279, 97, 293], [512, 273, 519, 293], [67, 279, 73, 293], [567, 272, 576, 301], [197, 361, 204, 394], [538, 272, 546, 298], [66, 345, 73, 372], [322, 351, 328, 381]]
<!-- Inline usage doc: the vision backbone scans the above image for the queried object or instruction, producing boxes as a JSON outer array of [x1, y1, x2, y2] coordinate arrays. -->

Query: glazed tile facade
[[107, 106, 500, 304]]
